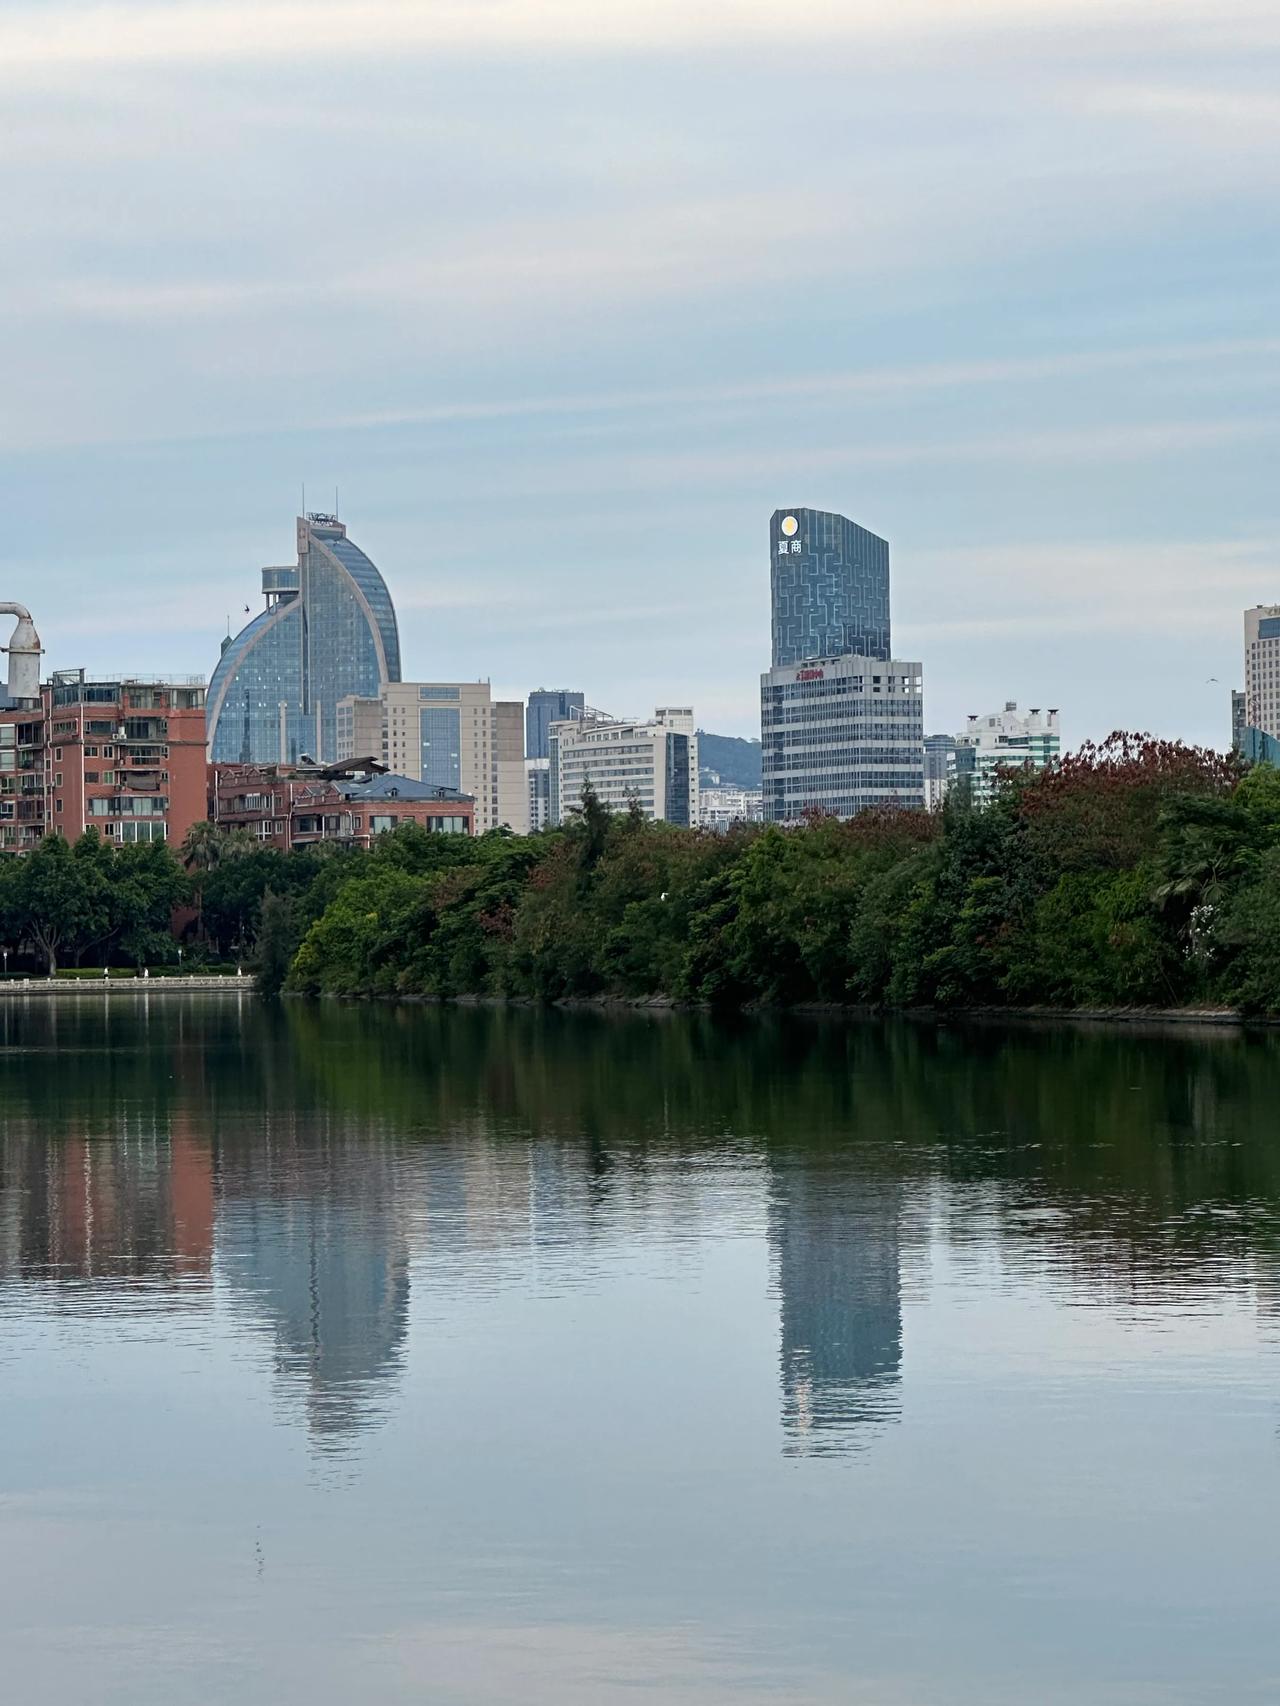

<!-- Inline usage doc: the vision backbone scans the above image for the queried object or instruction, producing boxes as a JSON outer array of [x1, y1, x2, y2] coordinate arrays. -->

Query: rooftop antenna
[[334, 485, 339, 518], [301, 481, 306, 518]]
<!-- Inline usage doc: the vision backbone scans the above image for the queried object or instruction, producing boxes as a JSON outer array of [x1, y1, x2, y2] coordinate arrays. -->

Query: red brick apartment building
[[212, 764, 474, 850], [0, 672, 208, 853], [0, 705, 50, 851]]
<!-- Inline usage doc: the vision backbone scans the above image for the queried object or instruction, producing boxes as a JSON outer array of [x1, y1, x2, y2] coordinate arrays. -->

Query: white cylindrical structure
[[0, 603, 42, 703]]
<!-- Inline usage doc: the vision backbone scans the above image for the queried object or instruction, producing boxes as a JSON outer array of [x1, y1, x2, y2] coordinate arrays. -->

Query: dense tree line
[[272, 734, 1280, 1015], [0, 832, 190, 974], [7, 735, 1280, 1014]]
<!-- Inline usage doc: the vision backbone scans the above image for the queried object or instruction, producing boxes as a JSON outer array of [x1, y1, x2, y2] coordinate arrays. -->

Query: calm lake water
[[1, 996, 1278, 1704]]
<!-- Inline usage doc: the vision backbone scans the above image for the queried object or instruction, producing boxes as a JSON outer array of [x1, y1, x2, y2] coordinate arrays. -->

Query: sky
[[1, 0, 1277, 748]]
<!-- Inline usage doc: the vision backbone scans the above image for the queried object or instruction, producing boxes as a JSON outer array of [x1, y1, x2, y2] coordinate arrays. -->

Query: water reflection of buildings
[[0, 1117, 214, 1288], [216, 1118, 412, 1449], [768, 1157, 903, 1455]]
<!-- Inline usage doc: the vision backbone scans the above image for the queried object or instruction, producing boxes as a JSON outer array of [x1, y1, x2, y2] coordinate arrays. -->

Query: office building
[[527, 757, 551, 832], [699, 783, 764, 830], [770, 507, 890, 668], [761, 509, 922, 822], [549, 707, 698, 826], [923, 734, 955, 811], [761, 655, 925, 820], [339, 682, 529, 834], [1243, 606, 1280, 741], [46, 671, 208, 846], [212, 762, 473, 848], [951, 702, 1060, 804], [207, 514, 402, 767], [526, 689, 585, 761]]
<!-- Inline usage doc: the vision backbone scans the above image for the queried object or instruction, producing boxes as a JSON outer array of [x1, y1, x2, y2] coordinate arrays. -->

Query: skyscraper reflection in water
[[768, 1158, 902, 1455], [216, 1116, 412, 1450]]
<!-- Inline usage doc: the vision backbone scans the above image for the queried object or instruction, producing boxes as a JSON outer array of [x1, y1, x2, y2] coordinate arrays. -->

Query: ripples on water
[[1, 998, 1278, 1704]]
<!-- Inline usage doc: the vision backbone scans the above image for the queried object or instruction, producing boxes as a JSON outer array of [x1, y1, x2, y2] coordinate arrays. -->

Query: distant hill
[[698, 731, 762, 790]]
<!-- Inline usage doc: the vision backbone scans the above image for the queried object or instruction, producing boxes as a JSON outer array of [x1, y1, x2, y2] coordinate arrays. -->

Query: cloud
[[900, 538, 1278, 640], [1, 0, 1258, 75]]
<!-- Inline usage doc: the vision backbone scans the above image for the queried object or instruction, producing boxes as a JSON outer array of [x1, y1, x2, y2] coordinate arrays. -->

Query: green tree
[[255, 888, 298, 996], [11, 834, 111, 974]]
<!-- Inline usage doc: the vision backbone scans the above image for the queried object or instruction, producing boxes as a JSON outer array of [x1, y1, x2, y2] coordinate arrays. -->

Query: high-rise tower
[[770, 506, 890, 667], [761, 507, 923, 821], [207, 514, 402, 765]]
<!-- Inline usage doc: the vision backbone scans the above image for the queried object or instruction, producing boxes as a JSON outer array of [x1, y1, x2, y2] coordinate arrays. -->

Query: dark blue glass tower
[[526, 689, 585, 761], [208, 516, 401, 764], [770, 507, 890, 666]]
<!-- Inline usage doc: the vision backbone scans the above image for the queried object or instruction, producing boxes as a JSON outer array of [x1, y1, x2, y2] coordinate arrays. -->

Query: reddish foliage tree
[[1013, 732, 1242, 871], [792, 802, 941, 851]]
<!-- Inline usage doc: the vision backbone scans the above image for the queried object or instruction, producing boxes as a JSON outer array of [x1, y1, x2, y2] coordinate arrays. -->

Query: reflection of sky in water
[[0, 999, 1279, 1705]]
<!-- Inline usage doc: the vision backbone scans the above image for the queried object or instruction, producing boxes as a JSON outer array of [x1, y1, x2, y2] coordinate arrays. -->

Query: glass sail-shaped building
[[208, 515, 402, 764]]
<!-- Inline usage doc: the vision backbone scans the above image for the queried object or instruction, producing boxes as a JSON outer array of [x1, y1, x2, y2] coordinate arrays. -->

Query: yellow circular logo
[[780, 515, 799, 537]]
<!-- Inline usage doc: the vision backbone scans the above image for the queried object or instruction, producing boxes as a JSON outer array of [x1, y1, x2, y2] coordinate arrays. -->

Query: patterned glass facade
[[208, 517, 402, 764], [770, 508, 890, 667]]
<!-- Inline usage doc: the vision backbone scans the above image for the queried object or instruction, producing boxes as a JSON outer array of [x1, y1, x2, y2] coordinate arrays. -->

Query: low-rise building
[[549, 707, 698, 826], [212, 763, 474, 849]]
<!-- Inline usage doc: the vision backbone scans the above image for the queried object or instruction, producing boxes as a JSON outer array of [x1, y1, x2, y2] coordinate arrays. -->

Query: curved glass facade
[[208, 518, 402, 764]]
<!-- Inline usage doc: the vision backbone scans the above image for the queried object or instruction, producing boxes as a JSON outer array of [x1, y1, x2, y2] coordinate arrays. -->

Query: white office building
[[760, 654, 925, 821], [337, 681, 529, 834], [951, 702, 1060, 804], [549, 707, 698, 827], [700, 785, 765, 830], [1244, 606, 1280, 739]]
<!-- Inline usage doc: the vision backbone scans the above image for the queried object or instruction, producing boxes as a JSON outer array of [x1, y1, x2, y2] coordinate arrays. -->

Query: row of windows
[[766, 769, 925, 790]]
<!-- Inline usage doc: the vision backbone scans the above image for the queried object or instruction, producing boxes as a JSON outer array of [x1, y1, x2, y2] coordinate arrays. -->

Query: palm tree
[[181, 820, 225, 872], [181, 822, 257, 871]]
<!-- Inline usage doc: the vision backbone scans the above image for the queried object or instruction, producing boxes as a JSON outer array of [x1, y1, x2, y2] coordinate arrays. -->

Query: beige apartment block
[[339, 682, 529, 834]]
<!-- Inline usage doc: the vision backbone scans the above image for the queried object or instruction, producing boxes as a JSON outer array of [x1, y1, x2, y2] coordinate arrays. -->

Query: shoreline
[[294, 988, 1271, 1030], [0, 977, 252, 997], [2, 978, 1266, 1029]]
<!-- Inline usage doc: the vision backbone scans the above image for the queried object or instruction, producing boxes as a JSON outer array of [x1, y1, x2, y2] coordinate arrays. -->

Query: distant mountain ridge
[[697, 731, 762, 790]]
